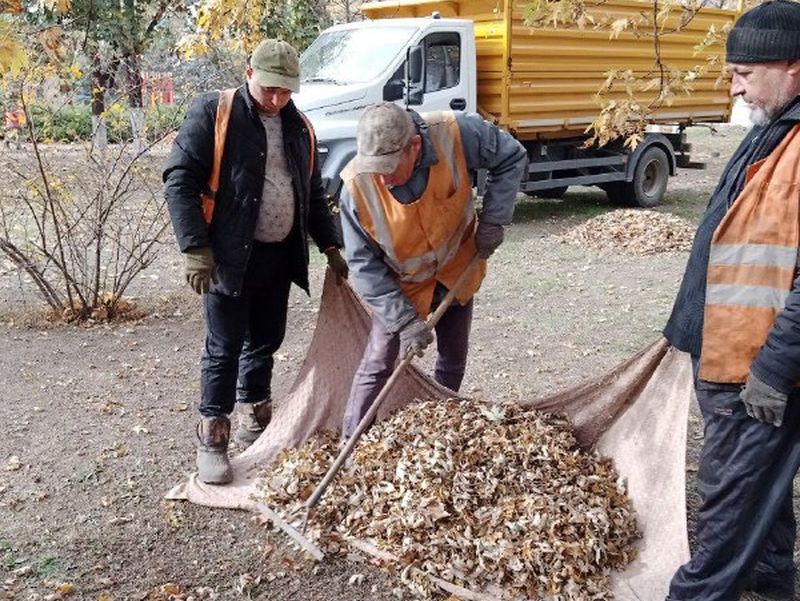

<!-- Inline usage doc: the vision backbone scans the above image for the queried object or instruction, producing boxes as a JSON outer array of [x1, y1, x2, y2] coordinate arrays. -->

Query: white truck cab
[[293, 16, 476, 203]]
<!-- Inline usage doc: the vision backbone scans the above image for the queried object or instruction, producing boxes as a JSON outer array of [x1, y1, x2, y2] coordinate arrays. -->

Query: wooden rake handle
[[304, 256, 482, 512]]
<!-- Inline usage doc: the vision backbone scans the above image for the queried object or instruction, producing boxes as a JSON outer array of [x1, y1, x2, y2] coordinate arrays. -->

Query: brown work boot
[[235, 399, 272, 447], [196, 416, 233, 484]]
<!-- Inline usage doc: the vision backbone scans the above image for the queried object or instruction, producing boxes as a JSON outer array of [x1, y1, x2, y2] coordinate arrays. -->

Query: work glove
[[399, 317, 434, 358], [740, 373, 788, 427], [325, 247, 349, 285], [475, 221, 504, 259], [183, 247, 216, 295]]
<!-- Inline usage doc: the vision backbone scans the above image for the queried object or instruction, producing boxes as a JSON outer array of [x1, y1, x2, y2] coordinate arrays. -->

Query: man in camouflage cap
[[338, 101, 527, 440]]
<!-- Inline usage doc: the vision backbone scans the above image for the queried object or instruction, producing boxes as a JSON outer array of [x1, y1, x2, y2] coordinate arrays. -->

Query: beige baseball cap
[[354, 102, 416, 174], [250, 39, 300, 93]]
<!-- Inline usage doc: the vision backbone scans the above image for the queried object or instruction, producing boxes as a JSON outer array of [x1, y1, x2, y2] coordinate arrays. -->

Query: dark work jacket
[[664, 97, 800, 391], [163, 85, 341, 296]]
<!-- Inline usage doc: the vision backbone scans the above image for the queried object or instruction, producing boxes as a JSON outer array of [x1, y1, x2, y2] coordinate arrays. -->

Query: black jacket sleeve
[[163, 93, 216, 252]]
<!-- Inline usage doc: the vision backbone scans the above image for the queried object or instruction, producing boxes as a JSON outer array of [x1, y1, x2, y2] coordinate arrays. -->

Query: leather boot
[[235, 399, 272, 447], [196, 416, 233, 484]]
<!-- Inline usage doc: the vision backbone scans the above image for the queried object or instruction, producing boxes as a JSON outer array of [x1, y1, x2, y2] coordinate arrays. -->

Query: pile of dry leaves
[[558, 209, 695, 255], [258, 399, 639, 600]]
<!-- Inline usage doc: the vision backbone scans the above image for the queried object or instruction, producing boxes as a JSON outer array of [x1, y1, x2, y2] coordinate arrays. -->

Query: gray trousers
[[341, 298, 473, 439]]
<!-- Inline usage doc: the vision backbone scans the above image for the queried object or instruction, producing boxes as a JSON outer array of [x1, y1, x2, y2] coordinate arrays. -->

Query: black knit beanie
[[726, 0, 800, 63]]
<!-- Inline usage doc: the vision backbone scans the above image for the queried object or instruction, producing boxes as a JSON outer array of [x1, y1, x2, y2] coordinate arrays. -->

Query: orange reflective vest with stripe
[[341, 111, 486, 318], [699, 123, 800, 383]]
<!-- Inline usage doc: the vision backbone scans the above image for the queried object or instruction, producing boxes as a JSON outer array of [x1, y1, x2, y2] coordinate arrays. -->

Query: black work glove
[[183, 247, 216, 294], [741, 373, 788, 427], [399, 317, 434, 357], [475, 221, 504, 259], [325, 247, 349, 285]]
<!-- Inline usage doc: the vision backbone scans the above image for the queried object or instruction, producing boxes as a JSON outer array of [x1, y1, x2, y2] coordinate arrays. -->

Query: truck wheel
[[524, 186, 568, 199], [629, 146, 670, 207], [604, 146, 669, 208]]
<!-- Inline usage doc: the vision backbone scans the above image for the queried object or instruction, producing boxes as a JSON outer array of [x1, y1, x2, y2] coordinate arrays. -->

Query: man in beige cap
[[339, 102, 527, 439], [164, 39, 348, 484]]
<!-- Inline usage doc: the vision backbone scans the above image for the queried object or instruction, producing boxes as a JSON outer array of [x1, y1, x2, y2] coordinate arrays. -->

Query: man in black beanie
[[663, 1, 800, 600]]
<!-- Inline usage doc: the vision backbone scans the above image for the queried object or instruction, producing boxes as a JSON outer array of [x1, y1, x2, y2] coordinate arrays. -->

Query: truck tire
[[525, 186, 568, 199], [606, 146, 669, 208]]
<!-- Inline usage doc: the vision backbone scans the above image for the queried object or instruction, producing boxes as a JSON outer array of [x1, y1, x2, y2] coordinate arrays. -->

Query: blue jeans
[[667, 360, 800, 600], [199, 241, 292, 418], [341, 295, 473, 439]]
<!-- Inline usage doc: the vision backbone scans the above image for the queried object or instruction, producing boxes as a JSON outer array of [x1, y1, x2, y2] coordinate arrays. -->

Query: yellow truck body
[[361, 0, 738, 140]]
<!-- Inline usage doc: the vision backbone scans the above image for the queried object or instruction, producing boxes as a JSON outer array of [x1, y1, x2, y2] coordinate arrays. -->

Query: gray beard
[[748, 105, 771, 126]]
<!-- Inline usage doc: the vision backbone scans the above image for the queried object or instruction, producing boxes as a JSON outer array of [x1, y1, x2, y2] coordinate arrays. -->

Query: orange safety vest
[[699, 123, 800, 383], [342, 111, 486, 318]]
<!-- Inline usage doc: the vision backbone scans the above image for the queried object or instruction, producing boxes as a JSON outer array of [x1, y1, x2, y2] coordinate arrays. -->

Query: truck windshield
[[301, 27, 416, 85]]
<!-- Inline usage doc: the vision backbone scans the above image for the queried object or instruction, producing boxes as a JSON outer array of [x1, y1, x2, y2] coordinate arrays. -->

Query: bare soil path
[[1, 125, 795, 601]]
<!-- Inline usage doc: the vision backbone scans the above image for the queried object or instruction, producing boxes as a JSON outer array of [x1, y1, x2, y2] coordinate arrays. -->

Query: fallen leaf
[[57, 582, 75, 596], [107, 515, 133, 526], [161, 583, 181, 595], [348, 573, 365, 585]]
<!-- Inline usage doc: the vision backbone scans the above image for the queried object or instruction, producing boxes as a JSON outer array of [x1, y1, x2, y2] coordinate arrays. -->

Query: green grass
[[35, 555, 63, 578], [70, 464, 103, 489], [658, 189, 707, 222], [512, 190, 611, 223], [1, 540, 16, 570]]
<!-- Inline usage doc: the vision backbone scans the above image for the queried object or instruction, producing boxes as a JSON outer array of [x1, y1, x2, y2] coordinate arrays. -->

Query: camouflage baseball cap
[[354, 102, 416, 174], [250, 39, 300, 93]]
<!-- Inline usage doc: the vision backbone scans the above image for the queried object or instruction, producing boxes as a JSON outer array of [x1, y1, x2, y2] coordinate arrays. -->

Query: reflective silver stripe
[[429, 120, 461, 189], [709, 243, 800, 269], [706, 284, 789, 309], [355, 176, 395, 251], [435, 200, 475, 266], [357, 177, 440, 279]]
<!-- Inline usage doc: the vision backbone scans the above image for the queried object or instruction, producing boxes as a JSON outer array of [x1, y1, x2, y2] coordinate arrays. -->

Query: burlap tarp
[[167, 272, 694, 601]]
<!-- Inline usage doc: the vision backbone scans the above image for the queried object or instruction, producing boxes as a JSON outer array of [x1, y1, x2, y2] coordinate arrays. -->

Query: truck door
[[419, 32, 466, 112], [385, 29, 469, 113]]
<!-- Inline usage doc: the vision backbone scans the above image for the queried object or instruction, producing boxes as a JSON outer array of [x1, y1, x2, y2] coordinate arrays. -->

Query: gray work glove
[[475, 221, 504, 259], [324, 247, 349, 285], [741, 373, 788, 427], [399, 317, 434, 358], [183, 247, 216, 294]]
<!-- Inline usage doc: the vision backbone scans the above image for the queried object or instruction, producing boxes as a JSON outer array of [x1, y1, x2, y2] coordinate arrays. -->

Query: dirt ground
[[1, 125, 797, 601]]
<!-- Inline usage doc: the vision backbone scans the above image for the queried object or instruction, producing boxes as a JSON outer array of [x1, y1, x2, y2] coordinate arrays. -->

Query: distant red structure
[[143, 72, 174, 106]]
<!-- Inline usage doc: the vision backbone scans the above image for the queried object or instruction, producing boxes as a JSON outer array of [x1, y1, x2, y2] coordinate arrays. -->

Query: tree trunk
[[91, 64, 108, 151], [91, 115, 107, 150], [128, 108, 146, 153], [124, 54, 146, 153]]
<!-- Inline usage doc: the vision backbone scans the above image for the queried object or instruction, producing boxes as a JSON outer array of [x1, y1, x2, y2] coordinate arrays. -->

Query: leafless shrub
[[0, 96, 180, 322]]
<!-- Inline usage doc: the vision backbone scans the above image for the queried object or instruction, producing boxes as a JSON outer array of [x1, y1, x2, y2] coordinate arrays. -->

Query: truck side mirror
[[383, 79, 405, 102], [405, 45, 424, 106]]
